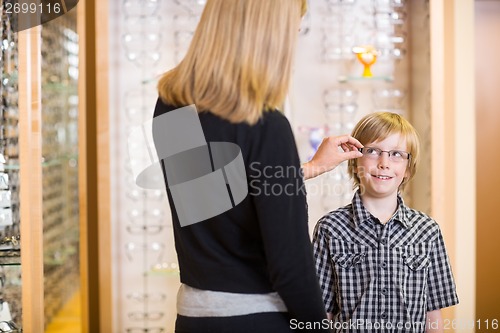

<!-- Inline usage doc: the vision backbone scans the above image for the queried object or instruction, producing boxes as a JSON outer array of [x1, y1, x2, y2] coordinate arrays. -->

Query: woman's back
[[154, 100, 328, 325]]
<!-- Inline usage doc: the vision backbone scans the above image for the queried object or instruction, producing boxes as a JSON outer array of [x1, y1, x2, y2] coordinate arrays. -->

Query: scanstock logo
[[128, 105, 249, 227], [2, 0, 79, 32]]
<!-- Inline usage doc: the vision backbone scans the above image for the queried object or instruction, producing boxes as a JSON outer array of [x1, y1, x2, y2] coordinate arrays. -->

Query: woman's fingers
[[334, 135, 363, 149]]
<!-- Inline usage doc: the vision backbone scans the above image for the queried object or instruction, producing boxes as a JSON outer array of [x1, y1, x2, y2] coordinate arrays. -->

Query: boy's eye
[[390, 150, 403, 158]]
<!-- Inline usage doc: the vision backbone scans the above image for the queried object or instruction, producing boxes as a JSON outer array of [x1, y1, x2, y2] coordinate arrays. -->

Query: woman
[[153, 0, 362, 332]]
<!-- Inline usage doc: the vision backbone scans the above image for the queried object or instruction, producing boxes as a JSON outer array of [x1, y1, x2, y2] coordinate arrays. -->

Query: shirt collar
[[351, 190, 412, 229]]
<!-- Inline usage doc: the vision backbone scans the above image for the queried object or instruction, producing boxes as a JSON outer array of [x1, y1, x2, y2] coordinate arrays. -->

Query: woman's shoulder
[[255, 110, 292, 134], [153, 98, 182, 118], [154, 99, 288, 126], [260, 109, 288, 122]]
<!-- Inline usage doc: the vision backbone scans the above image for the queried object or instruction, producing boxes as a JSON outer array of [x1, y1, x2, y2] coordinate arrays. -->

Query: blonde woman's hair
[[158, 0, 307, 125], [347, 112, 420, 192]]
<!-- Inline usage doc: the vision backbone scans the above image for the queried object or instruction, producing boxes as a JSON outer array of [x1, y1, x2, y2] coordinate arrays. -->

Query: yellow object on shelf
[[352, 45, 378, 78]]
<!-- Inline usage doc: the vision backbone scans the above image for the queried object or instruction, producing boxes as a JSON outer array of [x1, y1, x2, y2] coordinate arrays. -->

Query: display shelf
[[0, 249, 21, 266], [40, 12, 82, 328], [337, 75, 394, 83], [42, 82, 78, 93], [147, 268, 180, 277], [1, 71, 18, 86], [2, 155, 78, 171], [2, 1, 88, 330]]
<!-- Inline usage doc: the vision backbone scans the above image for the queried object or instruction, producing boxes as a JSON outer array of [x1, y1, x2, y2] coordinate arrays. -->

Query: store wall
[[475, 0, 500, 322]]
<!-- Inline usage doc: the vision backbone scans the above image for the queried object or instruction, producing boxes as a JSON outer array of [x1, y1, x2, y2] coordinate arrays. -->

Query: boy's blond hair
[[348, 112, 420, 192], [158, 0, 307, 125]]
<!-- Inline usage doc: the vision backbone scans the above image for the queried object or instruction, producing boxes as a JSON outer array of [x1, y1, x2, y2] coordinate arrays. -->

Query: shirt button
[[381, 313, 388, 319], [381, 288, 388, 295], [381, 261, 387, 269], [380, 237, 387, 244]]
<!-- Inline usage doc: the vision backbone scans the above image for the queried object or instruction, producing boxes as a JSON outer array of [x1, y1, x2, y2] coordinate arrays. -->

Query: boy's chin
[[358, 185, 399, 198]]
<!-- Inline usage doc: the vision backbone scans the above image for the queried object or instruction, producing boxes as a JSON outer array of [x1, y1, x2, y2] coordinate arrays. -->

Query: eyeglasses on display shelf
[[373, 0, 406, 8], [127, 189, 164, 203], [321, 4, 358, 62], [325, 0, 356, 7], [320, 162, 352, 211], [127, 207, 165, 226], [173, 30, 194, 64], [322, 32, 357, 62], [173, 0, 206, 16], [322, 0, 409, 80], [40, 13, 81, 327], [123, 0, 160, 18], [298, 125, 330, 162], [371, 87, 406, 113], [122, 31, 162, 69], [0, 319, 21, 333], [127, 292, 167, 304], [150, 261, 179, 275], [374, 33, 407, 62], [173, 14, 199, 31], [121, 10, 163, 79], [126, 327, 165, 333], [128, 311, 165, 322], [0, 264, 22, 332], [366, 1, 408, 61], [119, 0, 205, 330], [124, 89, 159, 124], [125, 242, 165, 265], [126, 225, 167, 236], [171, 0, 205, 62], [323, 87, 359, 135]]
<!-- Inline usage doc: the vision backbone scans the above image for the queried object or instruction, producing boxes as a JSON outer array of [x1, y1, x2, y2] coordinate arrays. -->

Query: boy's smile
[[355, 133, 409, 200]]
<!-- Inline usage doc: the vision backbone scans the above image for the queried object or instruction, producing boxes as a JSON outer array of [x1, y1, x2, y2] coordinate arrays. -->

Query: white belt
[[177, 284, 288, 317]]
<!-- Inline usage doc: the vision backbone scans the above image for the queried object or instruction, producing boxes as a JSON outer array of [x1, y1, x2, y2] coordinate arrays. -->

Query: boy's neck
[[359, 191, 399, 224]]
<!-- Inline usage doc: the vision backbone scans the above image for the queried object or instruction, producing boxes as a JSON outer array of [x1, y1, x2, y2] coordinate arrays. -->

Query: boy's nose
[[377, 153, 390, 168]]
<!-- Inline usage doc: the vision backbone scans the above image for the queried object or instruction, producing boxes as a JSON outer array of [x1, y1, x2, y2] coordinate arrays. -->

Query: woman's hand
[[302, 135, 363, 180]]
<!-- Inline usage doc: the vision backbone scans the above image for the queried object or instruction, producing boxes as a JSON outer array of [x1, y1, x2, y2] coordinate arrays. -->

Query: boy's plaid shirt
[[313, 191, 459, 333]]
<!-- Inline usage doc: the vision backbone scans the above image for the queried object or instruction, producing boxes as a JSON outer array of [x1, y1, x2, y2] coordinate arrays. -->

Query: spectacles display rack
[[0, 1, 82, 331]]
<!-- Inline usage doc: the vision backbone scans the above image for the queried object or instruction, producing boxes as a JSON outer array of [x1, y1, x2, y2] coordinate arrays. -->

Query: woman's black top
[[153, 99, 328, 325]]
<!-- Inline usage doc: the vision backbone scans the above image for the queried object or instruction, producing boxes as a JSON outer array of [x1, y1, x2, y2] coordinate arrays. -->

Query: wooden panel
[[475, 0, 500, 324], [77, 1, 90, 332], [95, 0, 112, 331], [19, 27, 45, 332], [82, 0, 100, 328], [79, 0, 112, 331]]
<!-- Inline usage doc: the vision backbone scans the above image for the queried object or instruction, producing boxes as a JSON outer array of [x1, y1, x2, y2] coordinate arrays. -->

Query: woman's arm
[[250, 113, 330, 329], [302, 135, 363, 180]]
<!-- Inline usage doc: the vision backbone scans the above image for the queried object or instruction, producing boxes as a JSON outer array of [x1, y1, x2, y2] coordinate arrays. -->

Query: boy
[[313, 112, 458, 332]]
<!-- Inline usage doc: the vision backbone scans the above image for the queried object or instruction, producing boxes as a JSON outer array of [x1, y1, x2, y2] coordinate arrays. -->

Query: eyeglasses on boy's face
[[358, 147, 411, 162]]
